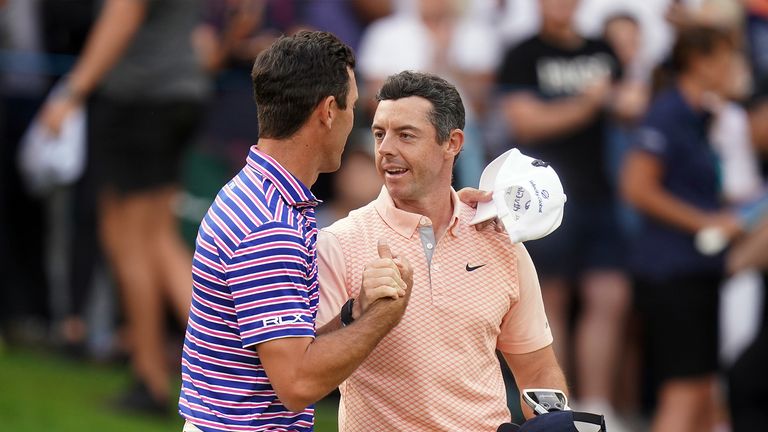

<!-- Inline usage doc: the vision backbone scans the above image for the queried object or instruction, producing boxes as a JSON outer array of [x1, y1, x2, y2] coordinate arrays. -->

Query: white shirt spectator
[[357, 13, 500, 81]]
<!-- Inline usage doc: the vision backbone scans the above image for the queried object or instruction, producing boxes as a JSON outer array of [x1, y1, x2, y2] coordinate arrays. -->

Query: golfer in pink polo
[[317, 71, 567, 431]]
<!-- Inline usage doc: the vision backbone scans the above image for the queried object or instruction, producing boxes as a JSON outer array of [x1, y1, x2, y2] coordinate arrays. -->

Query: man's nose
[[377, 131, 395, 155]]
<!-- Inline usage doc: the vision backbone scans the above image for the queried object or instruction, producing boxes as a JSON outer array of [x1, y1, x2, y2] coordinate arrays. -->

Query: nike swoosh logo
[[466, 263, 486, 272]]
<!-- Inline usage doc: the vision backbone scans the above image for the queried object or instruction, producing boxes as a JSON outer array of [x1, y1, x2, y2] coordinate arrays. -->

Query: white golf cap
[[470, 148, 567, 243]]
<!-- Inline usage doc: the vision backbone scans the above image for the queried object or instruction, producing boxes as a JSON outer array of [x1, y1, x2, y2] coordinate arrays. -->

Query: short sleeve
[[496, 42, 538, 93], [497, 244, 553, 354], [633, 126, 669, 158], [316, 230, 351, 328], [451, 20, 501, 73], [222, 222, 315, 349]]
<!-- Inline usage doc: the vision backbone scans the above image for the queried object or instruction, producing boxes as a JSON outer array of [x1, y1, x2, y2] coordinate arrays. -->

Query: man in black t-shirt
[[496, 0, 630, 428]]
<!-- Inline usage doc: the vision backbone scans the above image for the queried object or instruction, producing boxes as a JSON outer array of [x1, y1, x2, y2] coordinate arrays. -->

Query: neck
[[392, 187, 454, 240], [540, 22, 581, 48], [677, 74, 707, 111], [256, 133, 321, 188]]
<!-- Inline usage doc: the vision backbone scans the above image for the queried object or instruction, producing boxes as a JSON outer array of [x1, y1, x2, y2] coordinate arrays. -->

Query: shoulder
[[584, 37, 614, 53], [502, 35, 541, 59], [457, 203, 518, 251], [643, 89, 684, 128]]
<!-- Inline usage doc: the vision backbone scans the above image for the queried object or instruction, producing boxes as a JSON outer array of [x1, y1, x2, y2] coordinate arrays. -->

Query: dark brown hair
[[671, 25, 733, 73], [251, 31, 355, 139], [376, 71, 465, 143]]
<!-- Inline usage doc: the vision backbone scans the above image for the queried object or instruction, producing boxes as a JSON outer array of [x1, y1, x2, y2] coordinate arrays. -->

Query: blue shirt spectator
[[630, 85, 723, 281]]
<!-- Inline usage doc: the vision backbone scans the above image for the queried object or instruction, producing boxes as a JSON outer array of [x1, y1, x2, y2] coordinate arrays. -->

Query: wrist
[[53, 80, 86, 103], [352, 297, 362, 320], [340, 298, 355, 327]]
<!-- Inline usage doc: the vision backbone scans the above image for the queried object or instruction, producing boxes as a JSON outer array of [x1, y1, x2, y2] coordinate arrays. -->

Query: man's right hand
[[353, 240, 412, 320]]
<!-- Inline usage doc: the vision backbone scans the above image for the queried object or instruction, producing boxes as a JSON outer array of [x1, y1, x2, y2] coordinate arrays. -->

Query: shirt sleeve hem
[[242, 332, 316, 350]]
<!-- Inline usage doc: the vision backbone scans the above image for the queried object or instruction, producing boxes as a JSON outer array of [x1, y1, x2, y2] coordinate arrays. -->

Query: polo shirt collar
[[245, 146, 319, 207], [373, 186, 461, 239]]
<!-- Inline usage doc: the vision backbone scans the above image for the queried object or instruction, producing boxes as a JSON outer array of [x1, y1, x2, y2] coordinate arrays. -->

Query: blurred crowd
[[1, 0, 768, 431]]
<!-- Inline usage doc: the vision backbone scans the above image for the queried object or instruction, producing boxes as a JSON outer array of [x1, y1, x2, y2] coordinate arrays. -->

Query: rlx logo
[[261, 314, 308, 327]]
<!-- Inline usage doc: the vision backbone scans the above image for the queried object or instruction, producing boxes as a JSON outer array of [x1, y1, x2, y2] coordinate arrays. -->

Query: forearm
[[515, 364, 568, 396], [302, 304, 394, 383], [66, 0, 147, 98], [624, 182, 709, 234], [503, 347, 568, 419], [267, 300, 402, 411], [503, 94, 600, 143], [316, 314, 342, 335]]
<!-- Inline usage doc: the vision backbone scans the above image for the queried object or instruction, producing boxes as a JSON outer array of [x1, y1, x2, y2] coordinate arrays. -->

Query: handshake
[[346, 240, 414, 326]]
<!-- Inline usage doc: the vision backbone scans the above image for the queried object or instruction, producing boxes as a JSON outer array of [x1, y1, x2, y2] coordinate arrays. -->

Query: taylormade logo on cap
[[470, 148, 567, 243]]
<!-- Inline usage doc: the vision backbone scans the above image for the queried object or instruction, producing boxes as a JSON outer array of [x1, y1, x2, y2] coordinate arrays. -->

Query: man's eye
[[373, 131, 384, 140]]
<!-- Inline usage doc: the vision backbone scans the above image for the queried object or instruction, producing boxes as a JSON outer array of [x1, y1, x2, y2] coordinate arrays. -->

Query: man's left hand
[[457, 187, 504, 232]]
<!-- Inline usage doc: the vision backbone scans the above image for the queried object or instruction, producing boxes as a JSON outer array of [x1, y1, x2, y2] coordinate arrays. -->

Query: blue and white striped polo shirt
[[179, 146, 320, 432]]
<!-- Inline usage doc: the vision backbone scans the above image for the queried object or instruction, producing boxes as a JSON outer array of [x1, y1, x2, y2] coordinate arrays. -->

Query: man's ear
[[317, 95, 336, 130], [445, 129, 464, 160]]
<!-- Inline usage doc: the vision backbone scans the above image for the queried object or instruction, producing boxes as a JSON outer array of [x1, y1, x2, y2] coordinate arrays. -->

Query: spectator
[[621, 25, 741, 432], [302, 0, 393, 53], [726, 83, 768, 432], [603, 11, 650, 236], [315, 141, 382, 228], [34, 0, 210, 413], [39, 0, 101, 356], [193, 0, 306, 174], [497, 0, 631, 427], [745, 0, 768, 80]]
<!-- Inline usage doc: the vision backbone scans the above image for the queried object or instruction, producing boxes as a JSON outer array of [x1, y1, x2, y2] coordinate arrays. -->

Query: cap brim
[[469, 149, 515, 225]]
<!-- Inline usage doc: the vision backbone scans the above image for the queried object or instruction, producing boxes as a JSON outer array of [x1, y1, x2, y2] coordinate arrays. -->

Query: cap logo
[[529, 180, 545, 213], [531, 159, 549, 167], [504, 185, 530, 221]]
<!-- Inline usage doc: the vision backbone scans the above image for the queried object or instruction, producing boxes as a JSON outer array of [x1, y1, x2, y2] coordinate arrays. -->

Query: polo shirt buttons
[[420, 217, 431, 226], [426, 243, 434, 250]]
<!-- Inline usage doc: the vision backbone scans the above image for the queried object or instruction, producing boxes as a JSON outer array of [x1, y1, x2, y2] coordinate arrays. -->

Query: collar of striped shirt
[[245, 145, 320, 208]]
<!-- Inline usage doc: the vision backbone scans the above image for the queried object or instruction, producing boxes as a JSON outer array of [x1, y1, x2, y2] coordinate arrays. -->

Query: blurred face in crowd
[[539, 0, 579, 29], [322, 68, 358, 173], [604, 17, 641, 67], [334, 150, 383, 208], [690, 42, 735, 96], [372, 96, 461, 204], [419, 0, 458, 40]]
